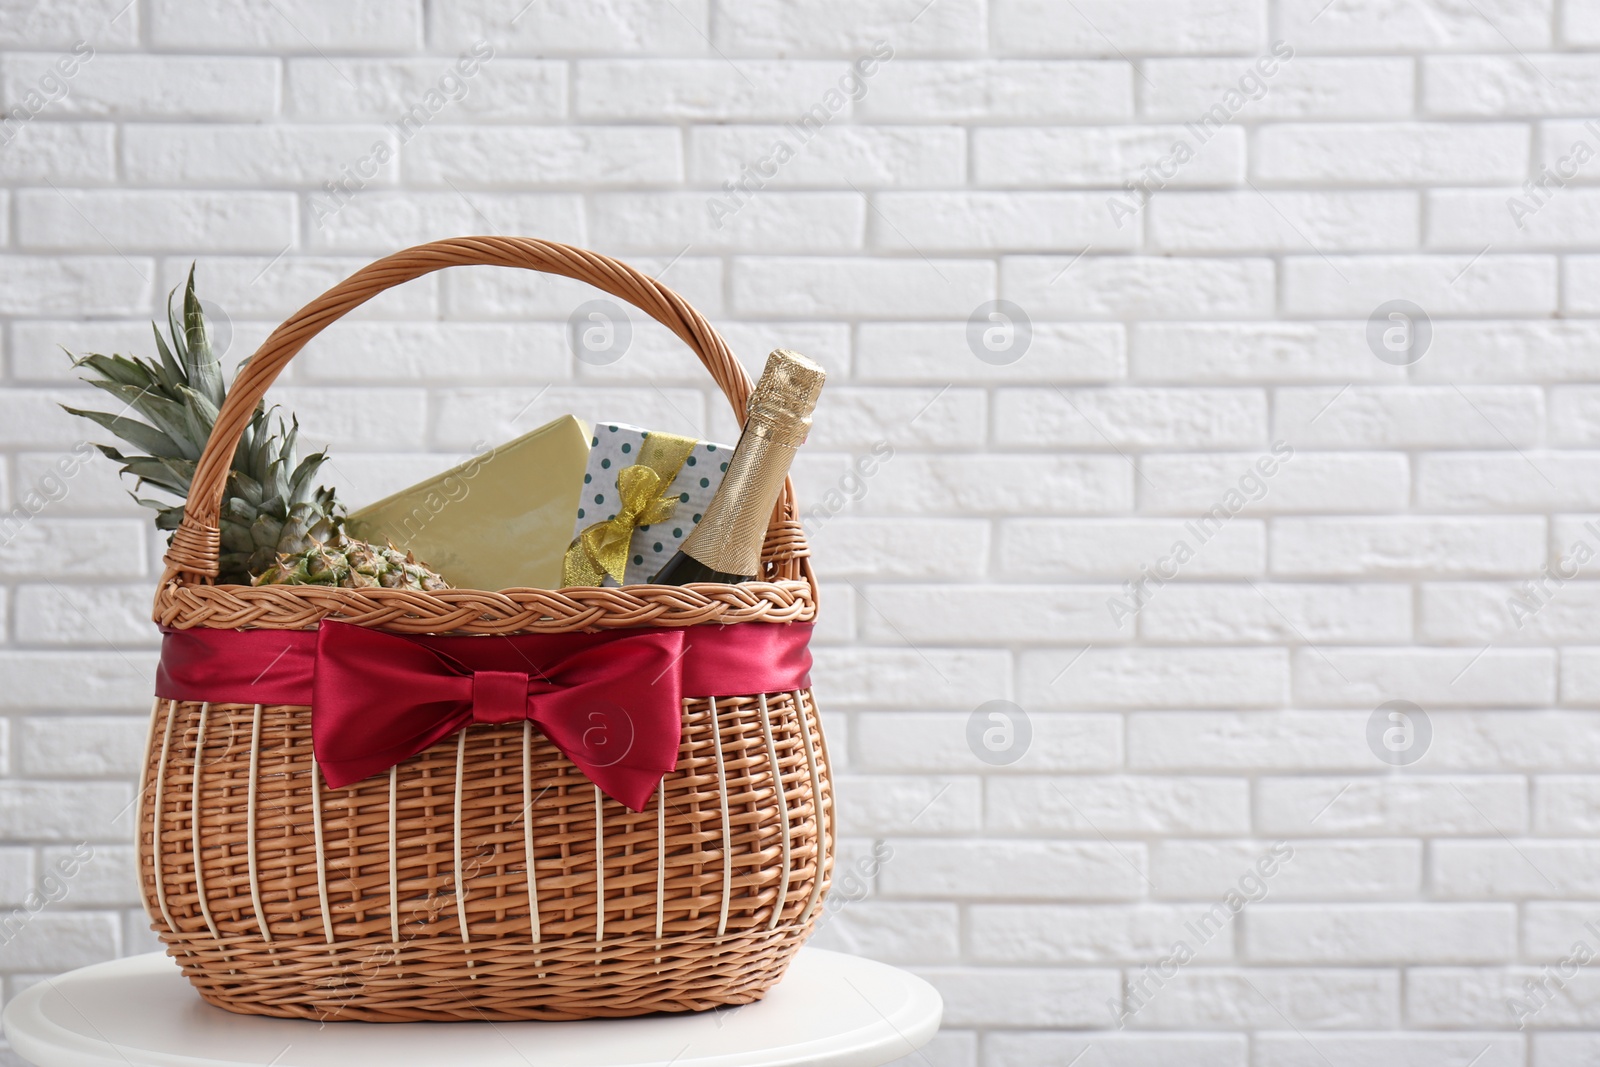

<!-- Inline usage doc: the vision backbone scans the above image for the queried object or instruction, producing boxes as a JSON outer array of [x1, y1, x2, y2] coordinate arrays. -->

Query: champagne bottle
[[650, 349, 826, 585]]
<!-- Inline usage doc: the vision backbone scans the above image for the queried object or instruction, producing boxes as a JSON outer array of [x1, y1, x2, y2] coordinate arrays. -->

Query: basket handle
[[162, 236, 808, 586]]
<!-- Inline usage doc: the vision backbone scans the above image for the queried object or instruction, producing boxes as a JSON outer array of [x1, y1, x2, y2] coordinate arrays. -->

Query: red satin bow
[[312, 622, 685, 812], [156, 620, 813, 812]]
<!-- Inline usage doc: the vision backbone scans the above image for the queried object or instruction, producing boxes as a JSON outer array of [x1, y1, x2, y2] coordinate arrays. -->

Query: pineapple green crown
[[64, 266, 446, 591]]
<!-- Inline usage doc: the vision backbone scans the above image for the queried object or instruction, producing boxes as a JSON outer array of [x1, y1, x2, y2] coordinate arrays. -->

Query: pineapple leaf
[[165, 278, 188, 365], [179, 264, 225, 407], [117, 455, 195, 496], [226, 470, 264, 506], [218, 515, 256, 553], [266, 455, 292, 510], [135, 495, 186, 529], [76, 381, 201, 457], [60, 404, 187, 460], [173, 384, 220, 448], [244, 407, 279, 480], [71, 352, 156, 390], [150, 323, 186, 394], [287, 450, 329, 501], [279, 415, 300, 462]]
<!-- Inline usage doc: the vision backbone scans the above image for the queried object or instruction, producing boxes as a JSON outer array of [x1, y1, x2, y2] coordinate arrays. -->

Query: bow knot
[[565, 465, 678, 585], [562, 431, 698, 587], [471, 670, 531, 725]]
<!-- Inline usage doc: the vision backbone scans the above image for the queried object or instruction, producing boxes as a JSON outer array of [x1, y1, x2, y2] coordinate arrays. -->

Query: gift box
[[566, 421, 732, 586], [347, 414, 590, 591]]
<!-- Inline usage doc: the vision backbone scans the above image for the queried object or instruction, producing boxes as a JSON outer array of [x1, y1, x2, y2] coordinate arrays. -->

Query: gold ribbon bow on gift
[[562, 431, 698, 586]]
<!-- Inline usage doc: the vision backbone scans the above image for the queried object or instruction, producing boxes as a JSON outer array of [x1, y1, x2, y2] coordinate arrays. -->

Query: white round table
[[2, 948, 941, 1067]]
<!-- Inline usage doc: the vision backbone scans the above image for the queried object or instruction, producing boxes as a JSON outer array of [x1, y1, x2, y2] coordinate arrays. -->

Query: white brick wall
[[1, 1, 1598, 1064]]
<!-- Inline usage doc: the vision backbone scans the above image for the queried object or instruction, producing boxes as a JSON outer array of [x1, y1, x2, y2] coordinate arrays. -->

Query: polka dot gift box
[[566, 421, 733, 586]]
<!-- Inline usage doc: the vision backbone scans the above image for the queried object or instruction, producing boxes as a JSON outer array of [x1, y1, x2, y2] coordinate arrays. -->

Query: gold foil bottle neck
[[676, 348, 826, 578], [746, 349, 825, 444]]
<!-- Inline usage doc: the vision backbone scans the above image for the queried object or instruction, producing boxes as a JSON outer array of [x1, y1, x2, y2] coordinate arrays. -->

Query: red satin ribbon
[[156, 621, 813, 812]]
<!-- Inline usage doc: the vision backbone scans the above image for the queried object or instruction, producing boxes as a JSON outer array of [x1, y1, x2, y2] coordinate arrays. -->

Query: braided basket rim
[[152, 575, 818, 633]]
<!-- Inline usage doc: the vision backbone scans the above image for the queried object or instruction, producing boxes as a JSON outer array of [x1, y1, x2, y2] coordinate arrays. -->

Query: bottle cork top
[[746, 348, 826, 430]]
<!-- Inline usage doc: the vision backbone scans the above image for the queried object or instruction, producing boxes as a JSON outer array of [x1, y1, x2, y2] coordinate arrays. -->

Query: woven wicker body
[[137, 238, 834, 1022]]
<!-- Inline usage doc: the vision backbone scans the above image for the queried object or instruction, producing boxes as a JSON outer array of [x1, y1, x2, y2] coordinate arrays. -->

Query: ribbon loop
[[471, 670, 530, 725]]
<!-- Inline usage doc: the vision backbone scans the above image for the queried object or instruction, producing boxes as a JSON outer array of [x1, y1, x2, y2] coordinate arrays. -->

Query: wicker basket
[[136, 237, 834, 1022]]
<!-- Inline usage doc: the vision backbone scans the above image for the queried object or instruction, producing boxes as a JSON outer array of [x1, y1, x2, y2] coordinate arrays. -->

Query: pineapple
[[63, 265, 449, 591]]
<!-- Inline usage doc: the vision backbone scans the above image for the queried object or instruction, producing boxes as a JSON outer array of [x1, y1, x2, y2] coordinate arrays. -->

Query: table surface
[[1, 947, 941, 1067]]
